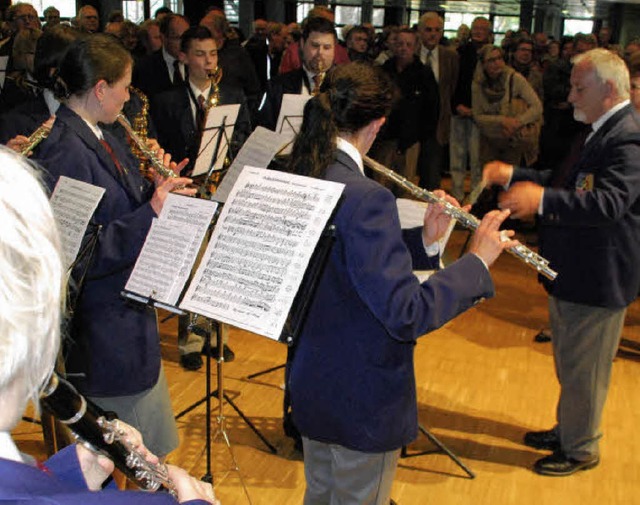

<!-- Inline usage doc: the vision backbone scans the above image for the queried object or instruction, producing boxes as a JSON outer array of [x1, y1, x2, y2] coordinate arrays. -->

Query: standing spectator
[[0, 2, 40, 73], [473, 45, 542, 167], [77, 5, 100, 34], [417, 12, 459, 190], [450, 16, 491, 201], [133, 14, 189, 99], [246, 22, 289, 94], [373, 28, 439, 190], [345, 25, 371, 63], [43, 6, 61, 30], [200, 10, 261, 118], [510, 37, 544, 99], [139, 19, 163, 56], [623, 38, 640, 65], [630, 52, 640, 111]]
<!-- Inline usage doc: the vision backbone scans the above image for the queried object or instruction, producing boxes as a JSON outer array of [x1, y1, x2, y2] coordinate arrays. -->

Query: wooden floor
[[13, 227, 640, 505]]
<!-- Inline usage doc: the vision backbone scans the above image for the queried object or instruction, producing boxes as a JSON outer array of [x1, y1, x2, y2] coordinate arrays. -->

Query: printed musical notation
[[213, 126, 287, 204], [124, 194, 218, 306], [49, 176, 105, 269], [180, 166, 343, 341]]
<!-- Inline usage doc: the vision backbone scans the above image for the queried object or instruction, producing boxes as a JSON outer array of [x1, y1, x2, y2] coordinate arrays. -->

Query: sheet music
[[124, 193, 218, 306], [0, 56, 8, 89], [396, 198, 449, 274], [275, 94, 311, 155], [49, 176, 105, 269], [193, 103, 240, 177], [213, 126, 288, 204], [181, 166, 344, 341]]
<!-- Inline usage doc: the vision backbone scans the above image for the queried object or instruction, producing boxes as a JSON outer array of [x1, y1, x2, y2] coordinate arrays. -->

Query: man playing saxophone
[[0, 146, 218, 504], [150, 25, 252, 371]]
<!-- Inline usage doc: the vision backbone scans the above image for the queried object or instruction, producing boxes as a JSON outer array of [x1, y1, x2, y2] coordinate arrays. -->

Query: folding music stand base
[[401, 423, 475, 479]]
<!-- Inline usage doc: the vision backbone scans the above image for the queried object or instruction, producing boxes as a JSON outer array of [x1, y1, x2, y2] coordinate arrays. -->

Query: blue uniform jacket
[[512, 104, 640, 308], [289, 150, 494, 453], [0, 445, 207, 504], [33, 105, 160, 397]]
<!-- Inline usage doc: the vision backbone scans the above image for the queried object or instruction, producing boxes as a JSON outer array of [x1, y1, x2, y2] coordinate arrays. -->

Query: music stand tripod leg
[[401, 423, 475, 479]]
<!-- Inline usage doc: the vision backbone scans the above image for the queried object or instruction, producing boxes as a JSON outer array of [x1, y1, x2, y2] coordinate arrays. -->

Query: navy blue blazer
[[0, 445, 206, 504], [0, 93, 49, 144], [33, 105, 161, 397], [151, 81, 252, 175], [512, 104, 640, 308], [289, 150, 494, 453]]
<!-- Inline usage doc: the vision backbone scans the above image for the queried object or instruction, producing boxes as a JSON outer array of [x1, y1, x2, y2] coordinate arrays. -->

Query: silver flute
[[363, 155, 558, 281], [116, 113, 177, 180]]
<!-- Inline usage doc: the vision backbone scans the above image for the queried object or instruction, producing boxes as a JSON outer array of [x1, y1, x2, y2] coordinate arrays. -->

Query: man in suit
[[483, 48, 640, 476], [151, 25, 251, 370], [77, 5, 100, 34], [0, 147, 217, 505], [417, 12, 459, 190], [245, 22, 289, 95], [132, 14, 189, 99], [257, 16, 336, 131]]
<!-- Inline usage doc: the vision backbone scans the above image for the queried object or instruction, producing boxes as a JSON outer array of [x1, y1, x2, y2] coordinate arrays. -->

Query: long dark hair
[[288, 62, 393, 178], [54, 34, 133, 100]]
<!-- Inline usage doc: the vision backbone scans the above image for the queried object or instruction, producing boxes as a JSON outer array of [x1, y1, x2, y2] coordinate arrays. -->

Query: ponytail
[[288, 92, 337, 178]]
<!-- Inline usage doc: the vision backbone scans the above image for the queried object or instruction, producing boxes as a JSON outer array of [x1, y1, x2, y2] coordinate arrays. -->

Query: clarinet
[[40, 373, 178, 498], [363, 155, 558, 281]]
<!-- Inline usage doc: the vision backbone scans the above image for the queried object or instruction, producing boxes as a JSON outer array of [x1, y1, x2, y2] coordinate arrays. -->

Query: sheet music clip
[[119, 290, 186, 316], [279, 223, 337, 346]]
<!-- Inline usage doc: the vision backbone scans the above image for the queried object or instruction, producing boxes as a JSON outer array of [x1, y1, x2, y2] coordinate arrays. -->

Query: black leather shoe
[[202, 344, 235, 362], [524, 429, 560, 451], [533, 451, 599, 476], [534, 329, 552, 342], [180, 352, 203, 371]]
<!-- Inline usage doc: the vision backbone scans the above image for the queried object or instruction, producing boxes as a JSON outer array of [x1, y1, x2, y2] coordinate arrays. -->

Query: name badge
[[575, 172, 594, 194]]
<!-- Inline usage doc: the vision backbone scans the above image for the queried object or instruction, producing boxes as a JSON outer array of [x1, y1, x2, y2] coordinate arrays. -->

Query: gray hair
[[419, 12, 444, 28], [573, 48, 630, 100], [0, 147, 64, 424]]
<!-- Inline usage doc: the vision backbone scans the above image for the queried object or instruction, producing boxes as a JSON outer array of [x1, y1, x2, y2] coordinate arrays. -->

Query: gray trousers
[[302, 437, 400, 505], [549, 296, 626, 460]]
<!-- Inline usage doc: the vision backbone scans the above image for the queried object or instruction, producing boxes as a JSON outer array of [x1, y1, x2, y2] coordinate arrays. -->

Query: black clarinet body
[[40, 373, 177, 497]]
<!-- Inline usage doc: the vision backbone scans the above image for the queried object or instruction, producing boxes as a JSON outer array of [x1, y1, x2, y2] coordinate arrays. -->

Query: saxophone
[[363, 155, 558, 281], [126, 87, 152, 179], [206, 66, 223, 109], [20, 116, 55, 156], [40, 373, 178, 498]]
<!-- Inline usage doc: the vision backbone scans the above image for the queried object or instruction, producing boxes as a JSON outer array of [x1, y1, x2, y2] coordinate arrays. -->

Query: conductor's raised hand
[[422, 189, 457, 246], [468, 209, 518, 267], [482, 160, 514, 188]]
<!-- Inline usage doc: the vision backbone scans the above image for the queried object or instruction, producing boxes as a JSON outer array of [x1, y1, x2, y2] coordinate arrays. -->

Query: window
[[21, 0, 75, 18], [563, 19, 594, 36]]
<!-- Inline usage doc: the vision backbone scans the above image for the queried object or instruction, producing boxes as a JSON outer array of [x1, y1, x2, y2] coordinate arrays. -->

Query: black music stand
[[401, 424, 475, 478]]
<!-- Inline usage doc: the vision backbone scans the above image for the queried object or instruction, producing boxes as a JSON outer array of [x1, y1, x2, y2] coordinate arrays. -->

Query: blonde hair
[[0, 147, 64, 415]]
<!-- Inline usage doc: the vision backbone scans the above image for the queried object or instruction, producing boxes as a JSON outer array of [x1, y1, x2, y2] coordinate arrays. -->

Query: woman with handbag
[[472, 45, 543, 167]]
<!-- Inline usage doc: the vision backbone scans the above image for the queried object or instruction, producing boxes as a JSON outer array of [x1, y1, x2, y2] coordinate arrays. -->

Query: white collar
[[590, 99, 629, 135], [336, 137, 364, 175], [162, 46, 176, 67], [189, 79, 211, 101], [0, 432, 24, 464]]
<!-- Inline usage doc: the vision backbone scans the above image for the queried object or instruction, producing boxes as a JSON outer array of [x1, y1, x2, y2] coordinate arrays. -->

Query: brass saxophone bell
[[206, 67, 223, 109]]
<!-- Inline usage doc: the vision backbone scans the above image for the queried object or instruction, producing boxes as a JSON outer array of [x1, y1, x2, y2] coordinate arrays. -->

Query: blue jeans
[[449, 115, 480, 202]]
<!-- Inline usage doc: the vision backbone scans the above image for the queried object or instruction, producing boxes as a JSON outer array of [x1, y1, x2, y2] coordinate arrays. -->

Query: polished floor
[[13, 227, 640, 505]]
